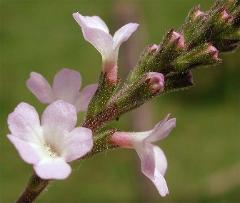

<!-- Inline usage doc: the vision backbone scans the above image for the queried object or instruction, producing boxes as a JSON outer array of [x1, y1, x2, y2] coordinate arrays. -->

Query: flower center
[[44, 144, 59, 158]]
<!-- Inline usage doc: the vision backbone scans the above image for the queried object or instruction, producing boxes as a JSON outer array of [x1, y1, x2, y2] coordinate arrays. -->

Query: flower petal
[[52, 68, 82, 104], [113, 23, 139, 49], [76, 14, 109, 33], [146, 115, 176, 143], [41, 100, 77, 132], [73, 12, 113, 59], [7, 103, 41, 141], [7, 135, 41, 164], [63, 127, 93, 162], [137, 144, 169, 196], [135, 143, 169, 196], [75, 84, 98, 112], [150, 170, 169, 196], [153, 146, 167, 176], [135, 143, 155, 178], [26, 72, 54, 104], [34, 158, 71, 180]]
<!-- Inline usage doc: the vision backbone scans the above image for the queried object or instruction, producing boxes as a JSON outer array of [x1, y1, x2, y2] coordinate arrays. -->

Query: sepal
[[172, 43, 221, 71]]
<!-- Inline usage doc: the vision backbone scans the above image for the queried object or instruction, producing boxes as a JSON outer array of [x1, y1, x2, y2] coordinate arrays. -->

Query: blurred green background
[[1, 0, 240, 202]]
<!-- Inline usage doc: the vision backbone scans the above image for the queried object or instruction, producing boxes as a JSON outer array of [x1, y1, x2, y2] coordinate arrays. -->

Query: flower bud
[[148, 44, 160, 54], [169, 31, 185, 49], [146, 72, 165, 94], [193, 9, 206, 20], [219, 9, 233, 23], [172, 43, 221, 71], [207, 44, 220, 61]]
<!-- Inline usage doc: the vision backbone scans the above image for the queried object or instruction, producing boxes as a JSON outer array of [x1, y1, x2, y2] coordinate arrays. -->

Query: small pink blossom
[[220, 9, 233, 23], [207, 44, 220, 61], [26, 68, 98, 112], [193, 9, 205, 20], [149, 44, 160, 53], [111, 115, 176, 196], [72, 12, 139, 82], [7, 100, 93, 179], [170, 31, 185, 49], [146, 72, 165, 94]]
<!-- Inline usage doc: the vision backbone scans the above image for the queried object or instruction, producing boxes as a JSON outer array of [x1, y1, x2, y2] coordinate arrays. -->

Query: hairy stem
[[16, 174, 49, 203]]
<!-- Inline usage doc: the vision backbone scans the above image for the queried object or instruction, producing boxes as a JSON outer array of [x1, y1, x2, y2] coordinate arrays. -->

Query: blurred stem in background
[[113, 1, 156, 202]]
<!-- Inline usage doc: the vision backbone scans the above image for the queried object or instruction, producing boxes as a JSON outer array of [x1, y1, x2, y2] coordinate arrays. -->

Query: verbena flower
[[72, 12, 139, 82], [26, 68, 97, 112], [111, 115, 176, 196], [7, 100, 93, 179]]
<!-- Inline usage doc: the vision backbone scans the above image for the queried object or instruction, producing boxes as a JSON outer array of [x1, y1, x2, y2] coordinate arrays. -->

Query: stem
[[16, 174, 49, 203]]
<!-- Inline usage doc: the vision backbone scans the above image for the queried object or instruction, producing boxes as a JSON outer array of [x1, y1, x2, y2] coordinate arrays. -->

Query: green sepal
[[86, 72, 118, 118], [172, 43, 221, 71]]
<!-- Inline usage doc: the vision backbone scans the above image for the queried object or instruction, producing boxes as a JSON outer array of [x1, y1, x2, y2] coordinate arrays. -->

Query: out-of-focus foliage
[[1, 0, 240, 202]]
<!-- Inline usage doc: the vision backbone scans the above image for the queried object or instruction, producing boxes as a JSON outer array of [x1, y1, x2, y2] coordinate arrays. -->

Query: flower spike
[[26, 68, 98, 112], [111, 115, 176, 196], [7, 101, 93, 179], [73, 12, 139, 83]]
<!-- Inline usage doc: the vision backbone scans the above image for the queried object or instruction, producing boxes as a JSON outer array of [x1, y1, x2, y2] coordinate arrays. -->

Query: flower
[[72, 12, 139, 82], [111, 115, 176, 196], [7, 100, 93, 179], [26, 68, 98, 112]]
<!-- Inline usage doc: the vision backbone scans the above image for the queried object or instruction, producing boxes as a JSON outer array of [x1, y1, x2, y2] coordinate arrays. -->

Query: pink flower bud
[[148, 44, 160, 53], [207, 44, 220, 61], [193, 9, 206, 20], [170, 31, 185, 49], [220, 9, 233, 23], [146, 72, 165, 94]]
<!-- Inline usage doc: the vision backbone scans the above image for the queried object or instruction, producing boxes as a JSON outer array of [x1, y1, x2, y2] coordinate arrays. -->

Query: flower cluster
[[6, 0, 240, 202], [8, 12, 173, 197]]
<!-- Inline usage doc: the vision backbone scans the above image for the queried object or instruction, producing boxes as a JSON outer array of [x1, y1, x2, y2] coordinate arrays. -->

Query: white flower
[[73, 12, 139, 82], [7, 100, 93, 179], [111, 115, 176, 196], [26, 68, 98, 112]]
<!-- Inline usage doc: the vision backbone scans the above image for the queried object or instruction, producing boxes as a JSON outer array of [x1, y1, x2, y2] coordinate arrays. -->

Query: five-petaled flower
[[26, 68, 98, 112], [72, 12, 139, 83], [7, 100, 93, 179], [111, 115, 176, 196]]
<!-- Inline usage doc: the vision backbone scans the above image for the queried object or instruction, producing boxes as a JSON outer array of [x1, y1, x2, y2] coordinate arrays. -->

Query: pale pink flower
[[26, 68, 98, 112], [111, 115, 176, 196], [7, 100, 93, 180], [72, 12, 139, 82]]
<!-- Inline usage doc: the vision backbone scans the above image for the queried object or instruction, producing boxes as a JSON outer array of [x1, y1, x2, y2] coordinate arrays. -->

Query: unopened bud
[[207, 44, 220, 62], [169, 31, 185, 49], [193, 9, 206, 20], [146, 72, 165, 94], [172, 43, 221, 71], [148, 44, 160, 53], [219, 9, 233, 23]]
